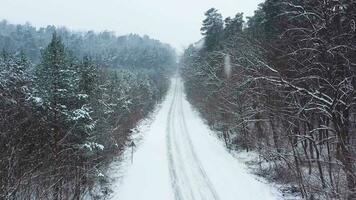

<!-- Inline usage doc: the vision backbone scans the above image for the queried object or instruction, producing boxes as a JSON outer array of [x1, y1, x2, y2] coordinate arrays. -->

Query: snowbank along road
[[111, 77, 281, 200]]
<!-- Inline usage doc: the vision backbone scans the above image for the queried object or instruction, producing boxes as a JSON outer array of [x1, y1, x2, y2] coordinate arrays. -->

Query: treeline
[[0, 20, 176, 70], [0, 23, 176, 199], [182, 1, 356, 199]]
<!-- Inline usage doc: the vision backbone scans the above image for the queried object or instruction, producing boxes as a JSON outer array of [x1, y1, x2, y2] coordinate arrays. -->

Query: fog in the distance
[[0, 0, 263, 50]]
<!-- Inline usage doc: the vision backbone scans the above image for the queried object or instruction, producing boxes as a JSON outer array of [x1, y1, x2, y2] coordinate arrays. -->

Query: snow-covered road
[[111, 78, 281, 200]]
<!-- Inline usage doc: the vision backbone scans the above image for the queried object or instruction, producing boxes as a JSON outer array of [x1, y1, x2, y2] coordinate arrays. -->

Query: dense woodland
[[182, 1, 356, 199], [0, 20, 176, 69], [0, 22, 176, 199]]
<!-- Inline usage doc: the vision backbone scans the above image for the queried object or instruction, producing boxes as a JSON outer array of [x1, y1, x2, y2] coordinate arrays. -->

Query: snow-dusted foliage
[[0, 20, 176, 71], [182, 2, 356, 199], [0, 28, 175, 199]]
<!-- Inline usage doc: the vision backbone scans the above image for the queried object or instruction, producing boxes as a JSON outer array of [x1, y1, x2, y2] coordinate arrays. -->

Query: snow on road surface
[[111, 77, 281, 200]]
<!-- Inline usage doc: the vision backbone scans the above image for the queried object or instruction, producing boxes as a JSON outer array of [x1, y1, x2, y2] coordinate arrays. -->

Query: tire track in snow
[[177, 80, 220, 200], [166, 79, 194, 200], [166, 78, 220, 200], [113, 77, 280, 200]]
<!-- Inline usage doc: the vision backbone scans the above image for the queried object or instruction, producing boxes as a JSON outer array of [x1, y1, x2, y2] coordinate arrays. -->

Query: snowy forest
[[1, 0, 356, 200], [0, 21, 176, 199], [182, 1, 356, 199]]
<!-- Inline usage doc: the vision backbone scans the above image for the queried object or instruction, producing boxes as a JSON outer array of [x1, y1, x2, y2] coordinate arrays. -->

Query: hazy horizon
[[0, 0, 263, 51]]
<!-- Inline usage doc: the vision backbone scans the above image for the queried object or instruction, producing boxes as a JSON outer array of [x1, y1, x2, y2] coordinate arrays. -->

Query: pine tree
[[78, 56, 97, 97], [224, 13, 244, 38], [36, 33, 74, 125], [201, 8, 224, 50], [72, 56, 98, 147]]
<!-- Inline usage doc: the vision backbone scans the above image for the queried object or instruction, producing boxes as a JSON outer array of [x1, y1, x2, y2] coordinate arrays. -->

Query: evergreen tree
[[78, 56, 97, 97], [224, 13, 244, 38], [0, 18, 174, 200], [201, 8, 224, 50], [36, 33, 73, 124]]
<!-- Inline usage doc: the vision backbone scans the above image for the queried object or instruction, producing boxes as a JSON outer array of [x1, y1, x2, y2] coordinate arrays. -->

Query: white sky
[[0, 0, 263, 51]]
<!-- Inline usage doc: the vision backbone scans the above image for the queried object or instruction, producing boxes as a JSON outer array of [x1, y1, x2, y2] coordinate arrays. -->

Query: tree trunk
[[270, 116, 280, 153]]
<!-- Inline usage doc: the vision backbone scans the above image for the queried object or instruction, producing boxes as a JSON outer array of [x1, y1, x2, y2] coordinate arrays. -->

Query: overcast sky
[[0, 0, 263, 50]]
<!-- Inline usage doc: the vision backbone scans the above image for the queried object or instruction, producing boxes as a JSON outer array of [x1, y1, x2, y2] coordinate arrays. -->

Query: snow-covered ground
[[109, 77, 282, 200]]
